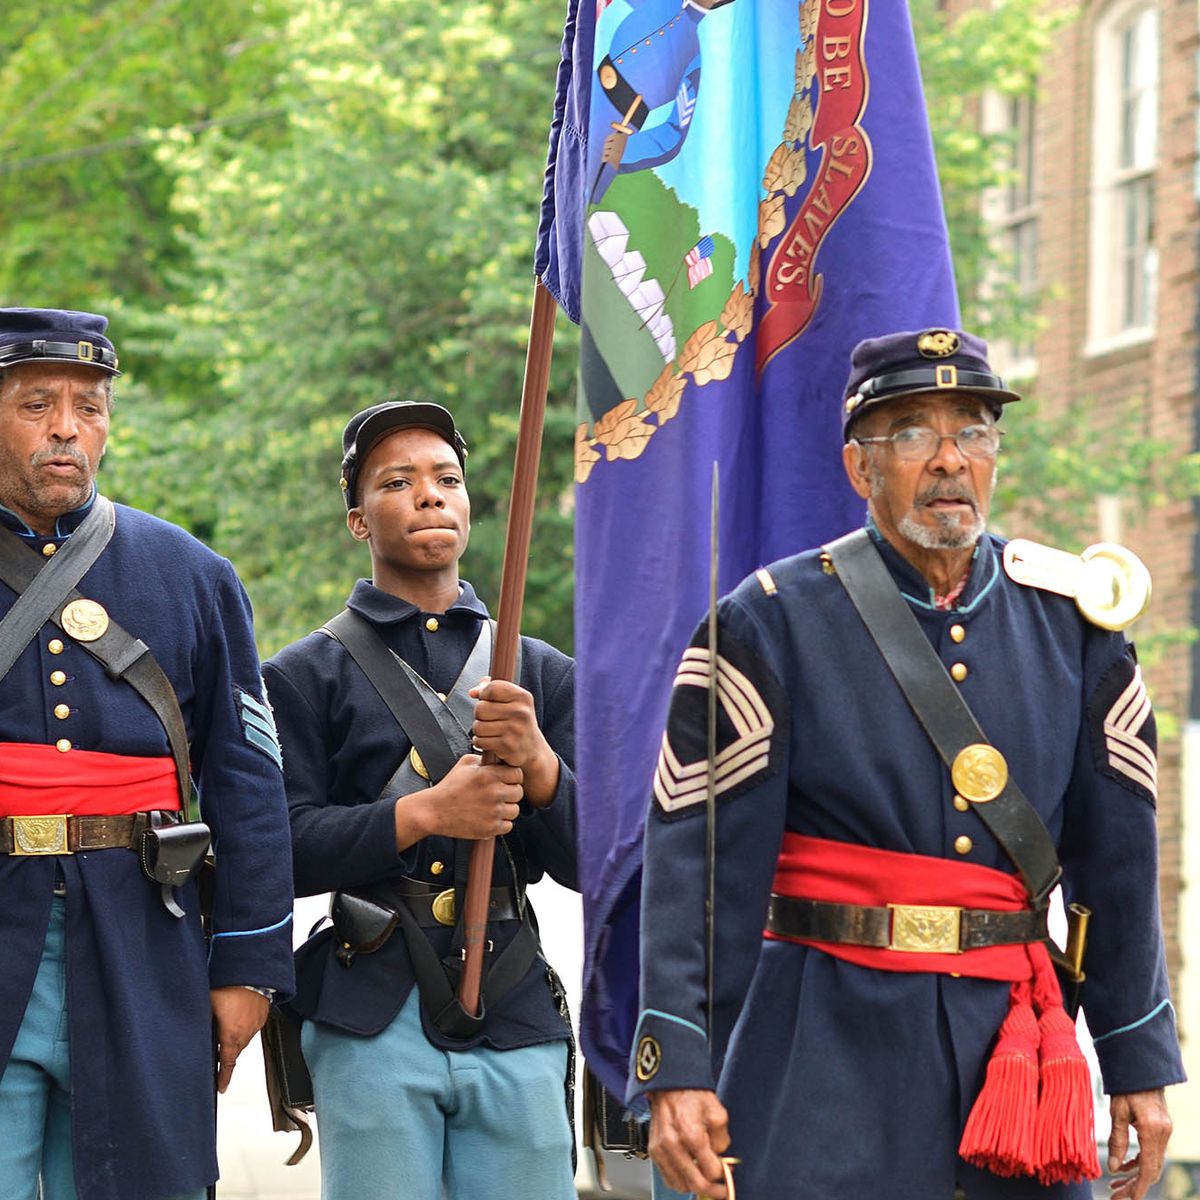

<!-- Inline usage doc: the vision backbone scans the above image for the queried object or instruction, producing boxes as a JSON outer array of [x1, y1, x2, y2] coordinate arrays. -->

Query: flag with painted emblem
[[535, 0, 960, 1098]]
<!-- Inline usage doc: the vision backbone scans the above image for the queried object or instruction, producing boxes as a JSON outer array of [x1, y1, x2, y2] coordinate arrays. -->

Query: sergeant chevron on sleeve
[[633, 328, 1184, 1200], [0, 308, 295, 1200]]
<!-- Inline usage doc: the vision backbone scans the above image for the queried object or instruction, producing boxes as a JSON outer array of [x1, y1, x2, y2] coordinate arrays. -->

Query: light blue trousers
[[303, 990, 576, 1200], [0, 897, 203, 1200]]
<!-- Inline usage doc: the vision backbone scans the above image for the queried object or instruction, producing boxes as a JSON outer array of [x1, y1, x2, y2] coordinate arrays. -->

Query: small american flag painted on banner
[[686, 236, 715, 287]]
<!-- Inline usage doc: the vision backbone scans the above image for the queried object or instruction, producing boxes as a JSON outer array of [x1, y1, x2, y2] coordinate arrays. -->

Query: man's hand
[[648, 1088, 731, 1198], [395, 754, 523, 848], [1108, 1088, 1172, 1200], [210, 987, 270, 1095], [469, 677, 560, 806]]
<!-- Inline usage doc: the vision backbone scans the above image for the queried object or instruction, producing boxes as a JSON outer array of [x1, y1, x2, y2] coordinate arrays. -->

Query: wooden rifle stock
[[457, 278, 557, 1016]]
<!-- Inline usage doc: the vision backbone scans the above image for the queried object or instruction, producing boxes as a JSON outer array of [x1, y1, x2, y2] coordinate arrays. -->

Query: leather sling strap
[[824, 529, 1061, 903], [0, 495, 114, 680], [322, 608, 467, 780], [0, 502, 191, 807], [320, 608, 539, 1039]]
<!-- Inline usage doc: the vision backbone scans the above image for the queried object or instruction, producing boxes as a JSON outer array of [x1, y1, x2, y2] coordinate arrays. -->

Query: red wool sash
[[0, 742, 180, 815], [767, 833, 1099, 1186]]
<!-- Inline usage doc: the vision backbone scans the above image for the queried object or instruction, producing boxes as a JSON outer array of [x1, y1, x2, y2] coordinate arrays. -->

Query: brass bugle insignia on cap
[[60, 599, 109, 642], [951, 743, 1008, 803], [917, 329, 960, 357], [1003, 539, 1151, 631]]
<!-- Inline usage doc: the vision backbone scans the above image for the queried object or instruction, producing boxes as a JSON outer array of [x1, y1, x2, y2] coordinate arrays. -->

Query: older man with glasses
[[630, 329, 1183, 1200]]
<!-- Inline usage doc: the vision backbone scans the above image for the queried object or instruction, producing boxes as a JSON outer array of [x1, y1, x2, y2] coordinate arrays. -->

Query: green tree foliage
[[4, 2, 1194, 661], [114, 0, 580, 654], [0, 0, 292, 395]]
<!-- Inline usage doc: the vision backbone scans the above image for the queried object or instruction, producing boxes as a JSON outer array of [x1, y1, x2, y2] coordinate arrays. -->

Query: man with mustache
[[0, 308, 295, 1199], [631, 329, 1183, 1200], [264, 401, 578, 1199]]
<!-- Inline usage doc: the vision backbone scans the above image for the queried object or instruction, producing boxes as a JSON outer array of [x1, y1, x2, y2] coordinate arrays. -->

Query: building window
[[981, 89, 1039, 376], [1088, 1, 1159, 351]]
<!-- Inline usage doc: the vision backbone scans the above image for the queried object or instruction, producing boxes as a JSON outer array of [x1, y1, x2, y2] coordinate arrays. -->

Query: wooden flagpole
[[457, 277, 557, 1015]]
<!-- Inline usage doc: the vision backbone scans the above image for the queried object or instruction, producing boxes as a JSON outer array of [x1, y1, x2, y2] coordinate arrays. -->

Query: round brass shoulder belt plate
[[60, 599, 109, 642], [950, 743, 1008, 803]]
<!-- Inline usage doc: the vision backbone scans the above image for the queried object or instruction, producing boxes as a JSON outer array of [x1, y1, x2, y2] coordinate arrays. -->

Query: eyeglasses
[[852, 424, 1003, 461]]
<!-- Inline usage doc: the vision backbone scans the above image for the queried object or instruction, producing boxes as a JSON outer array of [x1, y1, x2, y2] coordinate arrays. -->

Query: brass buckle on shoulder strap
[[12, 814, 71, 856], [888, 903, 961, 954]]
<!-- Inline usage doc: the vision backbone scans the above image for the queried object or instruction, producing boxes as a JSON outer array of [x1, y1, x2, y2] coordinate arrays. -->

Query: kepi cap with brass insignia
[[0, 308, 120, 377], [842, 327, 1020, 440], [339, 400, 468, 508]]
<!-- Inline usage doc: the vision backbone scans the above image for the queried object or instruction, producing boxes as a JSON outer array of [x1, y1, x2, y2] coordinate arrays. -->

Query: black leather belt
[[372, 880, 519, 929], [0, 811, 152, 856], [766, 894, 1048, 955]]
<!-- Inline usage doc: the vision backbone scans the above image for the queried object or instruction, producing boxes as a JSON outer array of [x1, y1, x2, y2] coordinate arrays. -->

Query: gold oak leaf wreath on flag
[[575, 1, 817, 486]]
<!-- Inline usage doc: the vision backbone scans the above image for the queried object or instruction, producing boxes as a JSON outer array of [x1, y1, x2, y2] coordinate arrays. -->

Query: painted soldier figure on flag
[[630, 330, 1183, 1200], [589, 0, 739, 203]]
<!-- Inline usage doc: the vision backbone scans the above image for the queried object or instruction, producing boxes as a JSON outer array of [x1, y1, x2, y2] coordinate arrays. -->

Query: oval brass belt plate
[[951, 743, 1008, 803], [431, 888, 456, 926], [60, 599, 109, 642]]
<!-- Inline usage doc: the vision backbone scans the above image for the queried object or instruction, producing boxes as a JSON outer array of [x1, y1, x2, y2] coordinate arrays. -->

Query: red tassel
[[959, 983, 1038, 1178], [1031, 955, 1100, 1185]]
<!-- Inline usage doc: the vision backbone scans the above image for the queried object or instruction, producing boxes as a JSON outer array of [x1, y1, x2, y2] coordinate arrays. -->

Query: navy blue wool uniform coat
[[263, 578, 578, 1051], [630, 528, 1185, 1200], [0, 496, 295, 1200]]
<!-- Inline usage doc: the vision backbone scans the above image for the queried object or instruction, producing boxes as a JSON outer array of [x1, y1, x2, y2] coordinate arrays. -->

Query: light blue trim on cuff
[[635, 1008, 707, 1040], [210, 912, 293, 940], [1091, 998, 1175, 1043]]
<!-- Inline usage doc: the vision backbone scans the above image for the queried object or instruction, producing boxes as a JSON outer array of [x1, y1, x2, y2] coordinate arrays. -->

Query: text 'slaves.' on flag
[[535, 0, 961, 1099]]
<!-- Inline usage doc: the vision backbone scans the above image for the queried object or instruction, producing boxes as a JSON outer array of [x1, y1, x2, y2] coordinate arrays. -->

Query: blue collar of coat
[[864, 518, 1001, 615], [0, 485, 97, 540], [345, 576, 489, 626]]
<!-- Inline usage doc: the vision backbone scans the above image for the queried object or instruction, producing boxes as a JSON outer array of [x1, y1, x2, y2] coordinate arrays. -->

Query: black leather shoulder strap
[[322, 608, 463, 782], [0, 495, 114, 680], [0, 500, 191, 807], [824, 529, 1061, 902]]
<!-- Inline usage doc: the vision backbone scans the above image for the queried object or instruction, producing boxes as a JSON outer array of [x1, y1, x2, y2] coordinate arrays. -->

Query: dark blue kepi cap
[[340, 400, 468, 507], [0, 308, 120, 376], [841, 328, 1020, 440]]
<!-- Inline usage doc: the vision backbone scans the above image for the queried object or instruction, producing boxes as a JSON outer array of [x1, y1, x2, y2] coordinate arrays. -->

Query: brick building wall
[[943, 0, 1198, 1163]]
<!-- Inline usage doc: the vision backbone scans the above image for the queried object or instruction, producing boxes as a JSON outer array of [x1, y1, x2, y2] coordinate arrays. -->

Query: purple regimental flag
[[535, 0, 960, 1099]]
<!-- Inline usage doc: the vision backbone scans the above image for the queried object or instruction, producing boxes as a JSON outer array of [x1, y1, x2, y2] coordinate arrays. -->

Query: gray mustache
[[916, 482, 976, 509], [31, 443, 89, 470]]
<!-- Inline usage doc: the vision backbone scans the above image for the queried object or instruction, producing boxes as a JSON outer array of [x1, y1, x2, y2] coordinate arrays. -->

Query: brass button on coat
[[954, 835, 973, 855], [54, 704, 70, 720], [425, 617, 440, 632], [950, 624, 965, 643], [48, 639, 65, 655], [55, 739, 72, 753], [50, 671, 67, 686], [953, 794, 970, 812], [42, 543, 58, 557], [430, 861, 445, 876], [950, 662, 968, 682]]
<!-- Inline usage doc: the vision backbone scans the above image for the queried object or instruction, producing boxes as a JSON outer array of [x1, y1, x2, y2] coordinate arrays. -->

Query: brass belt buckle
[[431, 888, 457, 926], [12, 814, 71, 856], [887, 903, 961, 954]]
